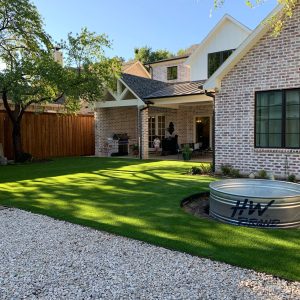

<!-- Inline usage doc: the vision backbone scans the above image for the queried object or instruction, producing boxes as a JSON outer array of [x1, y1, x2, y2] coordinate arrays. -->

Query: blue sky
[[32, 0, 278, 60]]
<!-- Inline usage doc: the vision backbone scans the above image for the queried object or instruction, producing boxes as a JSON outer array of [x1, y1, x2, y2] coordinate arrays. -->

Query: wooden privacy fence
[[0, 111, 95, 159]]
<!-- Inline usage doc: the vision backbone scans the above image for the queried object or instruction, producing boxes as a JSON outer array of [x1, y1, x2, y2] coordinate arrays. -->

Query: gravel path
[[0, 209, 299, 300]]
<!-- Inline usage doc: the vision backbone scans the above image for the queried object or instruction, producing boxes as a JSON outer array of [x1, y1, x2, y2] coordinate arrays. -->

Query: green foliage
[[131, 144, 139, 151], [189, 163, 213, 175], [287, 174, 296, 182], [213, 0, 297, 35], [0, 1, 121, 112], [177, 48, 187, 56], [257, 169, 268, 179], [230, 168, 241, 178], [190, 166, 201, 175], [182, 144, 192, 161], [220, 164, 241, 177], [134, 46, 173, 64], [220, 164, 232, 176], [200, 163, 213, 174], [0, 0, 121, 159]]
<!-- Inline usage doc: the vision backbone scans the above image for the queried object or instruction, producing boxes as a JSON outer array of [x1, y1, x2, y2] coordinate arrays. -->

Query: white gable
[[186, 15, 251, 81]]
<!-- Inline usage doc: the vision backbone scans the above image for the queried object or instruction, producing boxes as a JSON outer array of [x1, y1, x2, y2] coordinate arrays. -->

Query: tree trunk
[[12, 121, 23, 162]]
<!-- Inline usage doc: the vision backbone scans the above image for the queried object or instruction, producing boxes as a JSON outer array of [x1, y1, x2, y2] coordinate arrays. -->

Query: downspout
[[205, 90, 216, 173]]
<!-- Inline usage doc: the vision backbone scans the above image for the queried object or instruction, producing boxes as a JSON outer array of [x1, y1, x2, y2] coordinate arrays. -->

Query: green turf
[[0, 157, 299, 281]]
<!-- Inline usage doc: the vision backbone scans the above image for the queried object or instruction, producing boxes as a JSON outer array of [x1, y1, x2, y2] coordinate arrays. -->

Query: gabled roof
[[185, 14, 252, 65], [204, 4, 284, 90], [121, 73, 169, 100], [144, 55, 189, 65], [122, 60, 151, 78], [144, 81, 205, 99], [120, 74, 205, 101]]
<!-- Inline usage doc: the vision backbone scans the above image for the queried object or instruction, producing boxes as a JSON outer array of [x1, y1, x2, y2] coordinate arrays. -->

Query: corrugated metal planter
[[209, 179, 300, 228]]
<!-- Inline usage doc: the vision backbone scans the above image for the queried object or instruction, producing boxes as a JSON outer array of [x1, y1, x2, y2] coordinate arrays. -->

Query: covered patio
[[94, 74, 214, 162]]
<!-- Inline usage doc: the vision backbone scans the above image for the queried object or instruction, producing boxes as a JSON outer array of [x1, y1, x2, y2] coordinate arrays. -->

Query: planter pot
[[182, 152, 192, 161]]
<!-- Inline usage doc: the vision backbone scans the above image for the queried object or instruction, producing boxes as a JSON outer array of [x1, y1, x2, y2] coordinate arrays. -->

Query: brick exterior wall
[[95, 107, 138, 156], [95, 103, 213, 158], [151, 59, 190, 83], [140, 108, 149, 159], [215, 2, 300, 178]]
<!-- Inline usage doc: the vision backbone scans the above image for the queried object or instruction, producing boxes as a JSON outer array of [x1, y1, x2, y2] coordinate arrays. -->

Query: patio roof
[[144, 80, 205, 99], [121, 73, 169, 100]]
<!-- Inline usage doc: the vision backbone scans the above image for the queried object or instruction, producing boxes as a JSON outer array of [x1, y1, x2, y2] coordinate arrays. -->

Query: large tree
[[0, 0, 120, 162], [134, 46, 173, 64]]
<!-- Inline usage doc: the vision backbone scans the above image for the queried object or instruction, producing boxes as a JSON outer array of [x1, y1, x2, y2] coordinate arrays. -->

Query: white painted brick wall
[[215, 2, 300, 178]]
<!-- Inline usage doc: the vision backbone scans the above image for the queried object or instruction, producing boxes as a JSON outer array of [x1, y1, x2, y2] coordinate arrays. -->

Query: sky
[[32, 0, 279, 61]]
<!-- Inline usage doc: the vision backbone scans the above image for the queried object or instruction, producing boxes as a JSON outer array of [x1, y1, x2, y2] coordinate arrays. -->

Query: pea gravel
[[0, 209, 299, 300]]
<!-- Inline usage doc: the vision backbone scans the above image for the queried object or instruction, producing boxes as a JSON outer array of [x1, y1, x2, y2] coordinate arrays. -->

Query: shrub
[[230, 168, 241, 178], [190, 166, 201, 175], [200, 163, 213, 175], [287, 174, 296, 183], [220, 164, 232, 176], [16, 152, 32, 163], [257, 169, 268, 179]]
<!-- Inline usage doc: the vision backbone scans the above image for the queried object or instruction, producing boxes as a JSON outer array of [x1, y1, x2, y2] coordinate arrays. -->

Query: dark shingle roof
[[121, 73, 205, 101], [144, 55, 189, 65], [144, 80, 205, 99], [121, 73, 169, 99]]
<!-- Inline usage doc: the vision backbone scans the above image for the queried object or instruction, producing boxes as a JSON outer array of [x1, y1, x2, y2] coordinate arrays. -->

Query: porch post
[[140, 107, 149, 159], [95, 108, 107, 156]]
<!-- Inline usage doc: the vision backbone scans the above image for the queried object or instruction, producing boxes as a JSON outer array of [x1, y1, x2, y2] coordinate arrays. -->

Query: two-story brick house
[[95, 14, 251, 159]]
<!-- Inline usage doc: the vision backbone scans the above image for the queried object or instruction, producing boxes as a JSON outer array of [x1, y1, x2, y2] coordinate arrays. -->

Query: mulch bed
[[180, 192, 211, 219]]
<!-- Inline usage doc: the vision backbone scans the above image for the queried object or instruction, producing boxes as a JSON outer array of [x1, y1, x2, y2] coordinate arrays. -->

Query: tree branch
[[24, 92, 65, 109], [2, 90, 15, 122]]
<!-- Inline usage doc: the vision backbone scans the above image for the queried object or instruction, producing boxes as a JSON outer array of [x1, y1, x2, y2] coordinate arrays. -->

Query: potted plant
[[131, 144, 139, 156], [182, 144, 192, 161]]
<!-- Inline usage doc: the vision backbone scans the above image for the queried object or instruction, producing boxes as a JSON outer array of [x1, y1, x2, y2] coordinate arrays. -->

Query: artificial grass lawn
[[0, 157, 299, 281]]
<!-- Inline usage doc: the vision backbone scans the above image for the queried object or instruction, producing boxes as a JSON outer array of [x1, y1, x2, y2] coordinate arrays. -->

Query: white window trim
[[148, 114, 166, 150]]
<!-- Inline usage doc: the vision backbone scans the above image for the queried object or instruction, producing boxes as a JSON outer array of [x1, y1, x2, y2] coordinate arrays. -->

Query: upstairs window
[[167, 66, 178, 80], [255, 89, 300, 148], [208, 49, 234, 78]]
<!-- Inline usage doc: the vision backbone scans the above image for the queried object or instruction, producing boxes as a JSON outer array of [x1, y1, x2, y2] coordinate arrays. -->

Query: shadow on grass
[[0, 157, 299, 281]]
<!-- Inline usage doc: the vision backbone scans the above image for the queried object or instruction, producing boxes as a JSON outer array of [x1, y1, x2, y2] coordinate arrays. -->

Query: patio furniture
[[161, 136, 178, 156]]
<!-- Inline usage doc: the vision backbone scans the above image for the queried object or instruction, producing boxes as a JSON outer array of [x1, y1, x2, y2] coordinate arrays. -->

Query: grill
[[111, 133, 129, 156]]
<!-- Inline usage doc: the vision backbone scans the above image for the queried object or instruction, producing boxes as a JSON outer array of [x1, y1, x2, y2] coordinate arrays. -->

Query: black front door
[[195, 117, 210, 149]]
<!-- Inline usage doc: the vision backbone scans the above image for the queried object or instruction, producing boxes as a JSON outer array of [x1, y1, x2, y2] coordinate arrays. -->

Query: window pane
[[256, 107, 269, 120], [269, 134, 282, 147], [256, 120, 268, 133], [255, 91, 283, 148], [286, 105, 300, 119], [286, 119, 299, 134], [207, 49, 234, 77], [269, 120, 282, 133], [167, 66, 178, 80], [256, 134, 268, 148], [286, 134, 300, 148], [269, 105, 282, 119], [286, 90, 300, 105]]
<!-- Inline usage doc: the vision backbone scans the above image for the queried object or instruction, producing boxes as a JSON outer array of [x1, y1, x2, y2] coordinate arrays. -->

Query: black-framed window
[[208, 49, 234, 78], [255, 89, 300, 148], [167, 66, 178, 80]]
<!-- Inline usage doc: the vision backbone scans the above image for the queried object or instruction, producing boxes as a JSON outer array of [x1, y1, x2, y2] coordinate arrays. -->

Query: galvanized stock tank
[[209, 179, 300, 228]]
